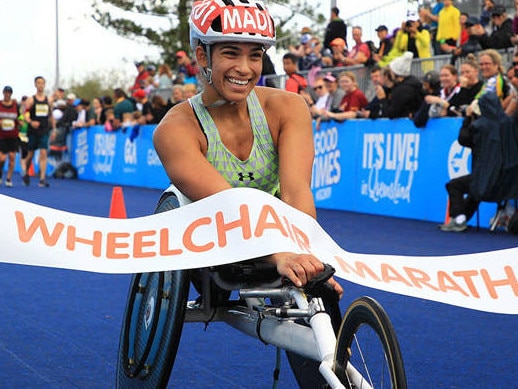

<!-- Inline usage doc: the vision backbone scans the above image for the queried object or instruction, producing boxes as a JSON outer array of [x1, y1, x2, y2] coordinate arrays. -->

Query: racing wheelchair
[[116, 191, 407, 388]]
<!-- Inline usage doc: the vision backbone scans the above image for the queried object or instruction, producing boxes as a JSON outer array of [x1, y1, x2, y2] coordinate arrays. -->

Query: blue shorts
[[27, 133, 49, 151]]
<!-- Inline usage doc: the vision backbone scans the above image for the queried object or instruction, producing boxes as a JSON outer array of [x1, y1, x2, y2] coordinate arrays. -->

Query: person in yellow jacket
[[436, 0, 461, 54], [379, 20, 432, 72]]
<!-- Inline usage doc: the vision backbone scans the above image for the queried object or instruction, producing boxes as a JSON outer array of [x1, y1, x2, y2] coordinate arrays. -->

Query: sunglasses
[[513, 61, 518, 66], [313, 85, 324, 90]]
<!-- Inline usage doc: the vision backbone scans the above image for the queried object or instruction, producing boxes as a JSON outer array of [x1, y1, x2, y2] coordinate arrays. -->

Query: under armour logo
[[237, 172, 255, 181]]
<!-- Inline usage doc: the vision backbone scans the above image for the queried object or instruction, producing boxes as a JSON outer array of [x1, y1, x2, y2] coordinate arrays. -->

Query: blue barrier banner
[[311, 118, 496, 226], [71, 125, 169, 189]]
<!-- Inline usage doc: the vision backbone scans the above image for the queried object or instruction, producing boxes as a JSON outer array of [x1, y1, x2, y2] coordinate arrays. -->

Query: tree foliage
[[91, 0, 326, 65]]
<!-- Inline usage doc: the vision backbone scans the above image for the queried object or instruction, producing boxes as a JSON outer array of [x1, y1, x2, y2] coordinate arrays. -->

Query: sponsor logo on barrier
[[448, 140, 471, 179], [75, 130, 89, 175], [147, 148, 162, 166], [312, 126, 341, 201], [361, 132, 419, 204], [93, 133, 116, 175], [123, 138, 137, 173]]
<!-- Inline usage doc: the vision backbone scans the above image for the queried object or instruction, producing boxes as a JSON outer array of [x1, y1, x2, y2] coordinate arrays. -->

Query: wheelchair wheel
[[334, 296, 407, 389], [116, 193, 190, 389], [286, 295, 342, 389]]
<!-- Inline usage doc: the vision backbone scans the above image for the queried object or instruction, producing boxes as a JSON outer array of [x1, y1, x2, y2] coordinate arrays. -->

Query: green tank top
[[190, 90, 280, 196]]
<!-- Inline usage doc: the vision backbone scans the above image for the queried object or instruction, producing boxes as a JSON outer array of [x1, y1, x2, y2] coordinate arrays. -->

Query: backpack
[[52, 162, 78, 179]]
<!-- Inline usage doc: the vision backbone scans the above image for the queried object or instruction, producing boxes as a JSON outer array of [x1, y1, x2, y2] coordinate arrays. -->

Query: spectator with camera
[[488, 5, 513, 50], [448, 17, 491, 64], [379, 20, 431, 68]]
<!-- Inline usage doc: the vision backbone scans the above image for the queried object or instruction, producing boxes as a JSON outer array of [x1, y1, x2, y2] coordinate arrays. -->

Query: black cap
[[422, 70, 440, 89], [491, 5, 506, 16], [3, 86, 13, 93], [465, 16, 480, 27], [375, 25, 388, 32]]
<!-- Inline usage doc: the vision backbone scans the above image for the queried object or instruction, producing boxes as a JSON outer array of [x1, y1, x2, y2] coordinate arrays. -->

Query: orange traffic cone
[[109, 186, 127, 219]]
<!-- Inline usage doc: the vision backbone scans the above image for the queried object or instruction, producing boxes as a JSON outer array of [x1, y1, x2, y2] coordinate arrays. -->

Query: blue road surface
[[0, 177, 517, 388]]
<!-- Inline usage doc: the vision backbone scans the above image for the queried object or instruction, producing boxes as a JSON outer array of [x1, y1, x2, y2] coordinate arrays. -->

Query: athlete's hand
[[30, 121, 40, 129], [270, 252, 343, 298]]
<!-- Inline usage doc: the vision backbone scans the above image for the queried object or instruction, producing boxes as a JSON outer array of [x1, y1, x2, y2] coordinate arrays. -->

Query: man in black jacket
[[323, 7, 347, 51], [440, 92, 518, 232], [489, 5, 513, 50]]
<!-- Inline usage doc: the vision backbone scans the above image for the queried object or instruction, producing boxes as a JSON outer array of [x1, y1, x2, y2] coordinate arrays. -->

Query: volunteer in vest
[[0, 86, 19, 187], [153, 0, 342, 297]]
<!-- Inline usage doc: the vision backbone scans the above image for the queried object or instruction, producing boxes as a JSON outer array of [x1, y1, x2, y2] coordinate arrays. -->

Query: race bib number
[[1, 119, 15, 131], [35, 103, 49, 117]]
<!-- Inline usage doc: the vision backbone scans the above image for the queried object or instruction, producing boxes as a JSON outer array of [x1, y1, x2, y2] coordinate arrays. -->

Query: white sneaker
[[5, 179, 12, 187]]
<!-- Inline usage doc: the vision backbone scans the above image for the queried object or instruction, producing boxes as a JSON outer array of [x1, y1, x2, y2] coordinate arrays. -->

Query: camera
[[405, 20, 414, 28]]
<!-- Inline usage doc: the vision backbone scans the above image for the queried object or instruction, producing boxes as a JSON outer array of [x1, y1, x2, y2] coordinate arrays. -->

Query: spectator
[[289, 27, 313, 58], [422, 64, 461, 118], [488, 5, 513, 50], [449, 17, 491, 64], [324, 71, 368, 120], [359, 66, 394, 119], [130, 61, 149, 94], [0, 86, 19, 187], [182, 83, 198, 99], [459, 13, 470, 46], [413, 70, 442, 127], [324, 7, 347, 51], [420, 0, 444, 54], [113, 88, 135, 130], [298, 36, 325, 71], [149, 95, 169, 124], [88, 97, 103, 126], [379, 20, 431, 68], [379, 52, 424, 118], [440, 92, 517, 232], [157, 64, 173, 90], [447, 55, 483, 116], [52, 87, 65, 103], [322, 72, 345, 113], [133, 89, 153, 123], [304, 76, 329, 118], [342, 26, 371, 66], [480, 0, 496, 30], [282, 53, 307, 94], [99, 95, 113, 125], [328, 38, 348, 67], [258, 51, 278, 88], [436, 0, 461, 54], [176, 50, 199, 85], [147, 65, 159, 88], [167, 85, 185, 108], [371, 25, 393, 64], [511, 0, 518, 46], [72, 99, 91, 129], [476, 49, 509, 104], [49, 99, 69, 160]]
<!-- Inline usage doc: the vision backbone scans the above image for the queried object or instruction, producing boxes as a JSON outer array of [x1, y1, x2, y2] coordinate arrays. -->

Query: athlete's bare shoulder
[[254, 86, 311, 125]]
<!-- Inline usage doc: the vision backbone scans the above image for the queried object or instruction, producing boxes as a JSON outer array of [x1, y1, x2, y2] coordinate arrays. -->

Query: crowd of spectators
[[277, 2, 518, 123]]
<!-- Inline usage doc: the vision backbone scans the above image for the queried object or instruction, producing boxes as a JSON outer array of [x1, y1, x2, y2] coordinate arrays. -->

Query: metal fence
[[263, 49, 517, 93]]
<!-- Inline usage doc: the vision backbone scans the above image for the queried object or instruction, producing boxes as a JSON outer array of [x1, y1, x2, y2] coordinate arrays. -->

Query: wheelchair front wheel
[[334, 296, 407, 389]]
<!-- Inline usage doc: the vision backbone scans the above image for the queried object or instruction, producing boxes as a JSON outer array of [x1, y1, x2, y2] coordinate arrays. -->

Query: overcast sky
[[0, 0, 401, 100]]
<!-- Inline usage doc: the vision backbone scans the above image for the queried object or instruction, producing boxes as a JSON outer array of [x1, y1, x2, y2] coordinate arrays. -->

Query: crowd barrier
[[67, 119, 498, 228]]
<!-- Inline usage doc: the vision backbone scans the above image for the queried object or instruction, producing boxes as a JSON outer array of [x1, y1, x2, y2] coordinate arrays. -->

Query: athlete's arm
[[153, 102, 232, 201]]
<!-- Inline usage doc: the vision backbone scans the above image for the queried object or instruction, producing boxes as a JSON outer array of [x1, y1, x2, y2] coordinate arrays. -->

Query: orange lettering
[[403, 267, 439, 291], [183, 217, 214, 253], [159, 228, 183, 256], [254, 205, 288, 238], [15, 211, 64, 246], [381, 264, 412, 286], [452, 270, 481, 298], [334, 256, 381, 282], [292, 225, 311, 252], [133, 230, 156, 258], [480, 266, 518, 299], [215, 204, 251, 247], [436, 271, 469, 296], [66, 226, 103, 257], [106, 232, 130, 259]]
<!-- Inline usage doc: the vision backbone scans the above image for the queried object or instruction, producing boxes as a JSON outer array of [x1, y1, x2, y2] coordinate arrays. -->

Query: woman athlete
[[153, 0, 342, 297]]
